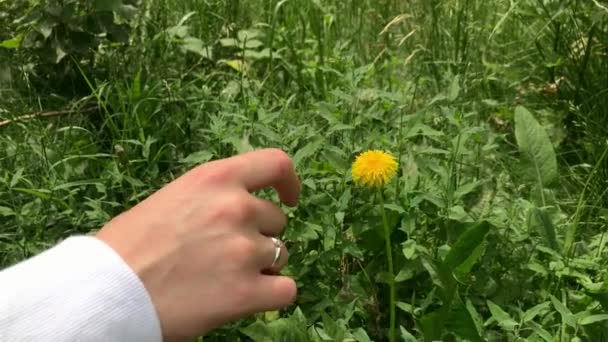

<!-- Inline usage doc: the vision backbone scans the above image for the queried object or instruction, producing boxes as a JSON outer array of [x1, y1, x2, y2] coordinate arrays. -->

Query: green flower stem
[[378, 189, 396, 342]]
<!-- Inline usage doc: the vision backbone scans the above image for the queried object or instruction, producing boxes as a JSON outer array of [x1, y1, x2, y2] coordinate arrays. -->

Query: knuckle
[[228, 235, 258, 259], [205, 166, 236, 184], [191, 163, 238, 186], [224, 192, 254, 220], [211, 191, 254, 222]]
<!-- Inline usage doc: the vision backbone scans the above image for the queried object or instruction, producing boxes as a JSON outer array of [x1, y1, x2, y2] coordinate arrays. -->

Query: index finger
[[229, 148, 301, 206]]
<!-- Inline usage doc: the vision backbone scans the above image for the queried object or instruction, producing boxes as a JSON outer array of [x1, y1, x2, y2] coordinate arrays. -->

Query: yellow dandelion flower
[[352, 150, 398, 188]]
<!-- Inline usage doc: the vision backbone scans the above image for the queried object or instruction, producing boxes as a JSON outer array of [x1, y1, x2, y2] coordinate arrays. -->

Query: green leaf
[[487, 300, 519, 331], [245, 39, 264, 49], [550, 295, 577, 328], [420, 256, 457, 306], [384, 203, 405, 214], [399, 326, 418, 342], [0, 206, 16, 217], [37, 19, 55, 39], [583, 281, 608, 311], [395, 267, 415, 282], [514, 106, 558, 187], [448, 74, 461, 101], [528, 321, 554, 342], [10, 167, 24, 188], [521, 302, 551, 323], [396, 301, 415, 315], [351, 328, 372, 342], [402, 239, 417, 260], [421, 257, 455, 298], [446, 299, 484, 342], [51, 40, 67, 64], [117, 4, 138, 19], [419, 308, 446, 341], [454, 242, 486, 279], [527, 261, 549, 276], [454, 181, 481, 200], [579, 314, 608, 325], [443, 222, 490, 272], [292, 139, 324, 167], [123, 175, 145, 187], [179, 151, 214, 165], [466, 298, 484, 336], [531, 207, 560, 251], [0, 36, 22, 49], [94, 0, 123, 12], [182, 37, 212, 59], [240, 321, 271, 341], [220, 38, 239, 47]]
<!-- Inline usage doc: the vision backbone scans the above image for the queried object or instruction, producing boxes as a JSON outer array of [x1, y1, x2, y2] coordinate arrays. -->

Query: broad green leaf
[[454, 241, 486, 279], [487, 300, 519, 331], [221, 59, 247, 73], [405, 123, 444, 139], [448, 75, 461, 101], [446, 299, 484, 342], [351, 328, 372, 342], [579, 314, 608, 325], [443, 222, 490, 271], [94, 0, 123, 12], [531, 207, 560, 251], [117, 4, 138, 19], [528, 321, 554, 342], [292, 139, 324, 167], [420, 259, 441, 288], [0, 206, 15, 217], [514, 106, 558, 187], [396, 301, 415, 315], [522, 302, 551, 323], [245, 39, 264, 49], [454, 181, 481, 200], [583, 281, 608, 311], [237, 29, 261, 41], [402, 239, 417, 260], [37, 19, 55, 39], [10, 167, 24, 187], [395, 267, 415, 282], [421, 257, 455, 301], [466, 298, 484, 336], [182, 37, 212, 59], [123, 175, 145, 187], [448, 205, 473, 222], [384, 203, 405, 214], [399, 326, 417, 342], [550, 295, 577, 328], [50, 40, 67, 64], [220, 38, 239, 47], [240, 321, 271, 341], [419, 308, 446, 341], [244, 48, 272, 59], [179, 151, 214, 165], [0, 36, 21, 49]]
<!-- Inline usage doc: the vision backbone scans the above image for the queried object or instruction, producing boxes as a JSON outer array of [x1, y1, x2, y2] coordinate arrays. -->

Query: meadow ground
[[1, 1, 608, 341]]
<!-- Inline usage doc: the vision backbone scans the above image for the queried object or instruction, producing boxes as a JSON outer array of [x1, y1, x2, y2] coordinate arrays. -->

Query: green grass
[[1, 0, 608, 340]]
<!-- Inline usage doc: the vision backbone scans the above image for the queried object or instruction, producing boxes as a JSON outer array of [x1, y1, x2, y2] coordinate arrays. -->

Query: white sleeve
[[0, 236, 163, 342]]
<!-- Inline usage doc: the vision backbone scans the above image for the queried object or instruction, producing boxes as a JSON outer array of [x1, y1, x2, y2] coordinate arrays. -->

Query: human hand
[[96, 148, 301, 341]]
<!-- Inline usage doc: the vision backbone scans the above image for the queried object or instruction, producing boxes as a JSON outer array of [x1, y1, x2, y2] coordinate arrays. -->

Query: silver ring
[[270, 237, 283, 268]]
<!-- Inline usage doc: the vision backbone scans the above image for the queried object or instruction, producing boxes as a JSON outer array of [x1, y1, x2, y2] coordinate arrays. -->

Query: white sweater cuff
[[0, 236, 163, 342]]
